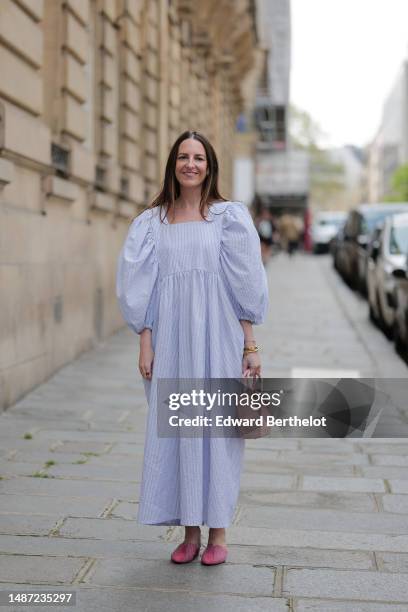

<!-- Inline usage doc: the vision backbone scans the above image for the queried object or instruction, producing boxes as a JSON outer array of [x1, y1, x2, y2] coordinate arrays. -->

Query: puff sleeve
[[220, 202, 268, 325], [116, 210, 159, 334]]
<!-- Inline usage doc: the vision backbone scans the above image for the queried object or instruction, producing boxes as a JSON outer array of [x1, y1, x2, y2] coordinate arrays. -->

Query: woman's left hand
[[242, 352, 261, 378]]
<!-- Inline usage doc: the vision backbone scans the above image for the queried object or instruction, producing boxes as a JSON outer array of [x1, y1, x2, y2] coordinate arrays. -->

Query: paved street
[[0, 252, 408, 611]]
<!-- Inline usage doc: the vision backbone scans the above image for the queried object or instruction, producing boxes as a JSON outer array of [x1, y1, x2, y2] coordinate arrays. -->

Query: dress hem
[[137, 517, 233, 528]]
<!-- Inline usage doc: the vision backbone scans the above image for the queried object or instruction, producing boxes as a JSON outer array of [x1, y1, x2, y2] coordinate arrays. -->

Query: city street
[[1, 252, 408, 611]]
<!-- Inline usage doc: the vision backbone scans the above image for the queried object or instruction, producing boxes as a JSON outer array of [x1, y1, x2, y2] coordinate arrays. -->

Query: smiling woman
[[177, 144, 207, 180], [116, 130, 269, 566], [150, 130, 226, 225]]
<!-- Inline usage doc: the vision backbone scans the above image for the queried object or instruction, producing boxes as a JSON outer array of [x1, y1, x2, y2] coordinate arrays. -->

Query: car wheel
[[369, 301, 378, 325], [377, 293, 393, 339], [349, 265, 359, 290], [394, 320, 408, 360], [359, 275, 368, 297]]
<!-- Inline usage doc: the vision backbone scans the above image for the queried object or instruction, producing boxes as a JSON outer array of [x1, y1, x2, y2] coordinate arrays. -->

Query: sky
[[290, 0, 408, 149]]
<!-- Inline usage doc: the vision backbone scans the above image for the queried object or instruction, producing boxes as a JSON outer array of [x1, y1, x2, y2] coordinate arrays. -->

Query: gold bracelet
[[243, 346, 259, 354]]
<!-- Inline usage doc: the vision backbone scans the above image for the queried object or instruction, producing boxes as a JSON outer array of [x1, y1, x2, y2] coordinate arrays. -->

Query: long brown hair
[[149, 130, 227, 222]]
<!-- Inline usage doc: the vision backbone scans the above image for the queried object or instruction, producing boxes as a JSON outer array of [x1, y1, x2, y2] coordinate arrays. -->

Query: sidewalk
[[0, 253, 408, 611]]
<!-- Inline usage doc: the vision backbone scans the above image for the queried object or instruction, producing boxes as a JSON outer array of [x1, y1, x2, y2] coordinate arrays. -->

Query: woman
[[116, 130, 268, 566]]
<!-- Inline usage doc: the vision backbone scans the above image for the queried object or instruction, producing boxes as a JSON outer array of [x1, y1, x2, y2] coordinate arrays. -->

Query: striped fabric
[[116, 201, 269, 527]]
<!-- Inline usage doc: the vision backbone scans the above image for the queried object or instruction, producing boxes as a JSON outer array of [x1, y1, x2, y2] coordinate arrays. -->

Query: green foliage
[[289, 104, 345, 208], [289, 104, 328, 151], [384, 193, 404, 203], [387, 164, 408, 201], [23, 433, 33, 440]]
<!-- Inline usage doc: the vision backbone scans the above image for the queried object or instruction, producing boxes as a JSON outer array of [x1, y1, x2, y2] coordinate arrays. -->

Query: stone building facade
[[0, 0, 259, 411], [367, 60, 408, 203]]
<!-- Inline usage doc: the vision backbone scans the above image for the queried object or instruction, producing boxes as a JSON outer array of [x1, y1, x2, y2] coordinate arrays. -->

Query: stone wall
[[0, 0, 259, 410]]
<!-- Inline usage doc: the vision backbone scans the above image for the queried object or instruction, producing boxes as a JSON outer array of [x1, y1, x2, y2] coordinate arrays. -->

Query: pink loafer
[[201, 544, 228, 565], [171, 542, 201, 564]]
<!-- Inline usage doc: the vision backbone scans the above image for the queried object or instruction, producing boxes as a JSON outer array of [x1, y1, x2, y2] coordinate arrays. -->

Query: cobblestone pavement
[[0, 252, 408, 611]]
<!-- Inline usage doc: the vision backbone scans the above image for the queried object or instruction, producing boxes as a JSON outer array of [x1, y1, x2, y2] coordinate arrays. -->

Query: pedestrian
[[116, 130, 268, 566], [278, 213, 302, 256], [256, 208, 274, 265]]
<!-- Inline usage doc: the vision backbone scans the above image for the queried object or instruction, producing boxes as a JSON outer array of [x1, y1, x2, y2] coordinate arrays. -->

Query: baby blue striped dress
[[116, 201, 268, 527]]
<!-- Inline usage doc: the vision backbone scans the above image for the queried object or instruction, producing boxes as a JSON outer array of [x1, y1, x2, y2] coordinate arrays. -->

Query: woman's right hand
[[139, 329, 154, 380], [139, 344, 154, 379]]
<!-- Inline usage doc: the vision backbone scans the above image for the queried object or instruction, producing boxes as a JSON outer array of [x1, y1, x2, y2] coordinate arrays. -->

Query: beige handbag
[[235, 376, 271, 439]]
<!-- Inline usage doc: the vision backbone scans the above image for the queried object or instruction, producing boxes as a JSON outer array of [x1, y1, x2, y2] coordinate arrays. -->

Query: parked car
[[366, 212, 408, 337], [394, 253, 408, 359], [332, 224, 347, 271], [335, 203, 408, 292], [312, 211, 347, 254]]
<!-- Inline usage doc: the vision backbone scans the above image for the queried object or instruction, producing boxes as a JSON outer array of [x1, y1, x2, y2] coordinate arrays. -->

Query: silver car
[[367, 212, 408, 335], [394, 253, 408, 358], [312, 211, 347, 254]]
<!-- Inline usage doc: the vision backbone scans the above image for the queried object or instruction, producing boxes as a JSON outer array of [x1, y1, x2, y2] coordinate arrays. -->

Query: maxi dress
[[116, 201, 268, 527]]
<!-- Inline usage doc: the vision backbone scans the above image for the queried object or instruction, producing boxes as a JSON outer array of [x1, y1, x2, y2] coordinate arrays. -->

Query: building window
[[51, 143, 70, 177], [95, 165, 106, 191], [120, 177, 129, 199]]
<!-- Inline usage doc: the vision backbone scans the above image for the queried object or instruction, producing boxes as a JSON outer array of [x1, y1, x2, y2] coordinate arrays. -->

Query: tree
[[386, 164, 408, 202], [289, 104, 329, 151], [289, 105, 345, 209]]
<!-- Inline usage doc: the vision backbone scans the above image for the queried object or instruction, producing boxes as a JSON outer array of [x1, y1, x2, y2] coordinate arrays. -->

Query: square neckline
[[167, 219, 209, 226], [162, 201, 228, 225]]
